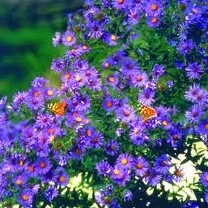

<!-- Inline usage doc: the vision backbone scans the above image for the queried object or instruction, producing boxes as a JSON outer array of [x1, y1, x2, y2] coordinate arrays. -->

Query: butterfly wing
[[48, 101, 67, 116], [139, 103, 157, 122]]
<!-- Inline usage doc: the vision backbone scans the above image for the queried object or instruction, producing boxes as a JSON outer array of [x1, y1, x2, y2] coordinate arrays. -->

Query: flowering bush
[[0, 0, 208, 207]]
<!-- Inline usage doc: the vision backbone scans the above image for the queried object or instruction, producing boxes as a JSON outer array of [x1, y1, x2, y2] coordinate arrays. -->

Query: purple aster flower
[[121, 57, 140, 77], [159, 116, 172, 130], [69, 145, 86, 160], [17, 189, 33, 207], [35, 112, 55, 129], [177, 39, 194, 54], [70, 93, 91, 112], [31, 77, 48, 88], [44, 87, 58, 100], [112, 0, 129, 10], [88, 21, 104, 39], [111, 165, 131, 186], [130, 132, 149, 146], [196, 120, 208, 137], [65, 111, 88, 129], [153, 154, 171, 174], [52, 32, 62, 47], [138, 88, 155, 106], [172, 166, 184, 182], [12, 91, 28, 111], [144, 169, 162, 186], [35, 157, 52, 175], [152, 64, 165, 79], [73, 71, 88, 88], [102, 96, 117, 112], [116, 153, 134, 170], [101, 56, 114, 69], [185, 84, 201, 102], [145, 1, 163, 16], [95, 188, 116, 207], [62, 31, 76, 46], [105, 140, 119, 156], [134, 157, 149, 177], [96, 161, 112, 176], [73, 59, 89, 71], [87, 76, 102, 91], [106, 73, 120, 88], [55, 167, 69, 186], [13, 174, 28, 188], [201, 172, 208, 187], [185, 84, 208, 106], [185, 62, 203, 80], [185, 105, 203, 123], [115, 104, 136, 124], [126, 7, 141, 25], [88, 131, 104, 149], [123, 190, 133, 202], [51, 58, 66, 73], [129, 121, 146, 141], [103, 33, 119, 46], [77, 44, 91, 55], [147, 15, 161, 27], [44, 186, 58, 202], [129, 70, 148, 88], [167, 126, 183, 147], [182, 201, 199, 208]]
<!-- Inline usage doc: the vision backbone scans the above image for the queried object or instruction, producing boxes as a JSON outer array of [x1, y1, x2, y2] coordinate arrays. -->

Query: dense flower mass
[[0, 0, 208, 207]]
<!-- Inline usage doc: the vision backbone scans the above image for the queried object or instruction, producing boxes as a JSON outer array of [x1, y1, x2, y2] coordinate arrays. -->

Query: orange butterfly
[[48, 101, 67, 116], [138, 103, 157, 122]]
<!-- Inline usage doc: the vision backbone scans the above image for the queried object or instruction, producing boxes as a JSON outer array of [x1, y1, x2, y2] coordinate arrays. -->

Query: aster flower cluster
[[0, 0, 208, 207]]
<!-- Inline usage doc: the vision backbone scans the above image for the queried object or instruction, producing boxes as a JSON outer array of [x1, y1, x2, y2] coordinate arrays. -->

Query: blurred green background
[[0, 0, 83, 101]]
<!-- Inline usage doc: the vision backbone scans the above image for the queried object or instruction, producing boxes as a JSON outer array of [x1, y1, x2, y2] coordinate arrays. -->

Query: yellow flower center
[[86, 129, 92, 137], [16, 179, 23, 185], [174, 169, 183, 177], [124, 110, 130, 116], [39, 162, 46, 168], [21, 194, 29, 201], [65, 73, 71, 79], [104, 62, 110, 68], [76, 75, 82, 82], [151, 4, 158, 11], [75, 117, 82, 123], [47, 90, 53, 96], [67, 35, 73, 42], [18, 160, 24, 166], [111, 35, 117, 41], [58, 176, 65, 183], [82, 45, 88, 50], [162, 120, 168, 126], [114, 169, 120, 175], [121, 158, 128, 165], [118, 0, 124, 4], [75, 148, 82, 155], [136, 163, 143, 169], [151, 17, 158, 23], [108, 76, 115, 82], [137, 75, 142, 81], [133, 128, 139, 134], [205, 123, 208, 130], [107, 101, 113, 108]]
